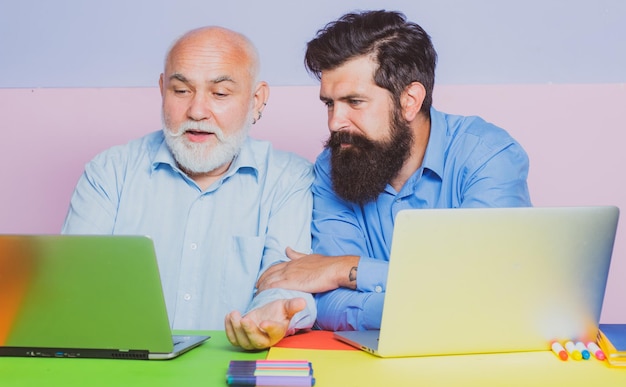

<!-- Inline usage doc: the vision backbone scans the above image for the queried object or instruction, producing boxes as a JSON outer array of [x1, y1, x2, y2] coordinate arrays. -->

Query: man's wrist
[[348, 266, 358, 282], [338, 255, 360, 289]]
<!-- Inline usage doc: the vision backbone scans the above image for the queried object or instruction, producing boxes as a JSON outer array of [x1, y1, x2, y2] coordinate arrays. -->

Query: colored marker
[[227, 360, 314, 381], [229, 360, 312, 367], [565, 341, 582, 360], [551, 342, 568, 361], [230, 368, 312, 377], [228, 364, 313, 370], [226, 375, 315, 386], [575, 342, 590, 360], [586, 341, 606, 361]]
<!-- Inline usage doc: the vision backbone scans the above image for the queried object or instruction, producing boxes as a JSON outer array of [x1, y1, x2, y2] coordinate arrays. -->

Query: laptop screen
[[0, 235, 174, 353]]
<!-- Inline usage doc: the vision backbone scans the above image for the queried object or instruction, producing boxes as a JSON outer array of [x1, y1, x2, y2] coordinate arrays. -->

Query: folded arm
[[301, 143, 532, 331]]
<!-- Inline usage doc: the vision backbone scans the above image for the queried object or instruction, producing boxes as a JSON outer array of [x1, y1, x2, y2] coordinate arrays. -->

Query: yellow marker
[[565, 341, 582, 360], [575, 342, 590, 360]]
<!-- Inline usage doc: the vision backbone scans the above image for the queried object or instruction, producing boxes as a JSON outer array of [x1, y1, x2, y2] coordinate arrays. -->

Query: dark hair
[[305, 10, 437, 114]]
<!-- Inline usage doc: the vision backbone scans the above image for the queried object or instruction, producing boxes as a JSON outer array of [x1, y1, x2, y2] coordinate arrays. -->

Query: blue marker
[[575, 341, 590, 360]]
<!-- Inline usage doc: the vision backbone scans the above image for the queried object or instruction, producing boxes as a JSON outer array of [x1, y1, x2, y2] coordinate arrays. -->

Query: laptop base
[[0, 335, 210, 360]]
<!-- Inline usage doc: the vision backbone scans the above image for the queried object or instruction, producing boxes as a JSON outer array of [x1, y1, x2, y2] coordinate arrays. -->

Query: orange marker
[[551, 342, 568, 361]]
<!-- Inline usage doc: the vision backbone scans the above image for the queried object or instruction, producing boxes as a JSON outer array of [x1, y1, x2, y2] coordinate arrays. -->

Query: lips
[[186, 129, 212, 135], [184, 130, 215, 143]]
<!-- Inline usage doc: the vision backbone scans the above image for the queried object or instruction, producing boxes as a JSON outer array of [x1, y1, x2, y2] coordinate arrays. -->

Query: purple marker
[[226, 375, 315, 386]]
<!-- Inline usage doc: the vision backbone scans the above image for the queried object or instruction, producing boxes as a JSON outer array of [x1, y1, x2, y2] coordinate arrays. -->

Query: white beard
[[162, 114, 251, 174]]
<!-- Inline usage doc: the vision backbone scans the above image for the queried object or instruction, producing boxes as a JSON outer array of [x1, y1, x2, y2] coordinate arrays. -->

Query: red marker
[[551, 342, 568, 361]]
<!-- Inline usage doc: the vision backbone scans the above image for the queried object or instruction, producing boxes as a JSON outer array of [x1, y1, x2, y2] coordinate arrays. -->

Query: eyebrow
[[169, 73, 189, 84], [211, 75, 236, 84], [169, 73, 236, 85], [320, 93, 365, 103]]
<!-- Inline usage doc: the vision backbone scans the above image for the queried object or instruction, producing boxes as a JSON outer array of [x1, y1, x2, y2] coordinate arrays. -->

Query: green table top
[[0, 331, 267, 386]]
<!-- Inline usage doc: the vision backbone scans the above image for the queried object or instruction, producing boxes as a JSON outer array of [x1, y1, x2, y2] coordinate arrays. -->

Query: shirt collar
[[151, 135, 259, 182], [153, 135, 178, 169], [420, 107, 446, 180]]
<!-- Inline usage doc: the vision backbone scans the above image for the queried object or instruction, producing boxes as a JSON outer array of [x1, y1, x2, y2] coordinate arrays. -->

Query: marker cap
[[586, 342, 606, 361], [551, 342, 568, 361], [565, 341, 582, 360], [575, 342, 590, 360]]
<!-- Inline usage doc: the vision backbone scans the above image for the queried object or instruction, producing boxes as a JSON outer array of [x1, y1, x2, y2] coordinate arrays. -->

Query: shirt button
[[375, 286, 383, 293], [190, 243, 197, 250], [183, 293, 192, 301]]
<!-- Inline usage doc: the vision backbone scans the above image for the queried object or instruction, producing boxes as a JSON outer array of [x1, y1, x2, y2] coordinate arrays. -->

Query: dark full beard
[[326, 109, 413, 205]]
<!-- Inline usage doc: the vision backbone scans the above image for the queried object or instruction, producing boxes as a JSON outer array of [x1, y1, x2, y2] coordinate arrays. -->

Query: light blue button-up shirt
[[312, 107, 532, 331], [62, 131, 316, 332]]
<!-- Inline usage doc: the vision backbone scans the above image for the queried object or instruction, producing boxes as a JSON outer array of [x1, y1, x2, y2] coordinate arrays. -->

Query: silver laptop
[[334, 206, 619, 358], [0, 235, 209, 360]]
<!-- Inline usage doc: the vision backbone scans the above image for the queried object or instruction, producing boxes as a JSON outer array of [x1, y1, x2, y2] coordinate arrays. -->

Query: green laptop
[[0, 234, 209, 360]]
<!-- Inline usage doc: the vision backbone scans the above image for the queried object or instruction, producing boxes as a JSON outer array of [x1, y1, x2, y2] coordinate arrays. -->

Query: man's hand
[[256, 247, 359, 293], [225, 297, 306, 350]]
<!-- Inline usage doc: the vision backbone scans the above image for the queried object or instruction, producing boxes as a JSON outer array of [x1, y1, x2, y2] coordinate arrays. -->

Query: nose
[[327, 103, 349, 133], [187, 92, 212, 121]]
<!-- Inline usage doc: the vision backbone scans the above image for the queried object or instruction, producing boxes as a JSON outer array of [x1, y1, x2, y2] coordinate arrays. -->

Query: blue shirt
[[312, 107, 532, 331], [62, 131, 316, 332]]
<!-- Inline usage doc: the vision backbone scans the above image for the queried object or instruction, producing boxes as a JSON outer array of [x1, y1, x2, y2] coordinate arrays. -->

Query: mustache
[[166, 120, 226, 141], [325, 131, 375, 150]]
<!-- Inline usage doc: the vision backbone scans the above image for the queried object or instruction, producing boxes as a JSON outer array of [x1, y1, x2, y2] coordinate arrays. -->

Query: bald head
[[164, 26, 261, 84]]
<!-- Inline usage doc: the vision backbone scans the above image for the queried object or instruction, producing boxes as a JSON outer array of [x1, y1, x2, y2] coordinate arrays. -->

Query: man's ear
[[253, 81, 270, 114], [401, 82, 426, 122], [159, 73, 164, 97]]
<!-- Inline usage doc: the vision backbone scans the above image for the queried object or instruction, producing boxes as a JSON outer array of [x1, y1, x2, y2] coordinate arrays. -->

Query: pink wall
[[1, 84, 624, 322]]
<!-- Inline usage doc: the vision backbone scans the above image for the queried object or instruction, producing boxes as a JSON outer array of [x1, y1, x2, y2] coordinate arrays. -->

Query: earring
[[253, 103, 266, 125]]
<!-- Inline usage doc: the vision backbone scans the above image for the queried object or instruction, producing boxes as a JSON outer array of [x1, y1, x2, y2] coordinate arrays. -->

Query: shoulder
[[89, 131, 163, 165], [84, 131, 164, 178], [431, 109, 529, 173], [433, 109, 521, 151]]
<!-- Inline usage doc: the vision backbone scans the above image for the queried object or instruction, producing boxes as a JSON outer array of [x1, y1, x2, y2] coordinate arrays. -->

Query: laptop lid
[[0, 234, 209, 360], [335, 206, 619, 358]]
